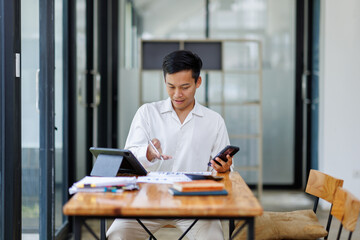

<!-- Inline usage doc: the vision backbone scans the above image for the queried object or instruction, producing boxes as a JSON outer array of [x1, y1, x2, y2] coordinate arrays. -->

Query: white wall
[[319, 0, 360, 199]]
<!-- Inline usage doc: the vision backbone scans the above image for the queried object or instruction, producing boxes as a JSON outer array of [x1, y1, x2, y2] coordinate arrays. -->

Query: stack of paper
[[69, 176, 137, 195]]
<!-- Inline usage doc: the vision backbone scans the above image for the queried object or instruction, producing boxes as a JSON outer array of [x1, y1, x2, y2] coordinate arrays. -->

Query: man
[[107, 50, 233, 240]]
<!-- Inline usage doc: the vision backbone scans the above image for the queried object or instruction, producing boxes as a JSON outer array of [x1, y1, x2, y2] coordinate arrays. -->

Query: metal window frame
[[305, 0, 321, 181], [0, 0, 22, 239], [85, 0, 95, 175], [54, 0, 77, 238], [294, 0, 305, 189], [39, 0, 55, 239]]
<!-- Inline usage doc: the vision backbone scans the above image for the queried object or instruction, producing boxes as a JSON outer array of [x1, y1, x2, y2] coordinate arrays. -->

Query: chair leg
[[324, 205, 333, 240], [348, 231, 353, 240], [313, 197, 319, 213], [336, 224, 343, 240]]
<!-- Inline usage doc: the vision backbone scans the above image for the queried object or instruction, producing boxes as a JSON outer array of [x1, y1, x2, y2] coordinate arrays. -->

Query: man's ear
[[196, 76, 202, 88]]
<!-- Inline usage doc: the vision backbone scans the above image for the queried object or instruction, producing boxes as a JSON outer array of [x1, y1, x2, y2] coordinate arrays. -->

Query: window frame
[[0, 0, 22, 239]]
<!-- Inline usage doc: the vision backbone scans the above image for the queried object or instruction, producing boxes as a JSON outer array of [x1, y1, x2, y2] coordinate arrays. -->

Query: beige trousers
[[106, 218, 224, 240]]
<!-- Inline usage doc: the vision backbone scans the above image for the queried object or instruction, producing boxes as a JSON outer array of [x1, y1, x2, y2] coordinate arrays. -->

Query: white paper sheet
[[136, 172, 212, 184]]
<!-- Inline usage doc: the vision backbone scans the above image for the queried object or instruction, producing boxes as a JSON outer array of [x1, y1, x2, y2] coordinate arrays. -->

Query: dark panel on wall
[[184, 42, 222, 70], [142, 42, 180, 69]]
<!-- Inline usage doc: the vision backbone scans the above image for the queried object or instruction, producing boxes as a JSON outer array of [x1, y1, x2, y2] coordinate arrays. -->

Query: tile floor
[[66, 190, 360, 240]]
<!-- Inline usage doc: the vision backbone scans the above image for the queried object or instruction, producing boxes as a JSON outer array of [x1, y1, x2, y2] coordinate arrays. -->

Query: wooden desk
[[63, 172, 263, 240]]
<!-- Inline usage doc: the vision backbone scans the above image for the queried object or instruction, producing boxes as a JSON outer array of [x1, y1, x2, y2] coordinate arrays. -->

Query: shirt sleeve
[[124, 105, 159, 169]]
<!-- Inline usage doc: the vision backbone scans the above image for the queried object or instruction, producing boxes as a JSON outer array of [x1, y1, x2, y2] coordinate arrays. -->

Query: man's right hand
[[146, 138, 172, 162]]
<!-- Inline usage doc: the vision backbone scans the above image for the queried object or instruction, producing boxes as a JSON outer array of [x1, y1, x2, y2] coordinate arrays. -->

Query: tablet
[[89, 147, 147, 176]]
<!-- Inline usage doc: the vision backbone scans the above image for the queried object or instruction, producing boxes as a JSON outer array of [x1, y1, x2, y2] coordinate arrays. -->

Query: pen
[[140, 126, 165, 162], [148, 139, 165, 162]]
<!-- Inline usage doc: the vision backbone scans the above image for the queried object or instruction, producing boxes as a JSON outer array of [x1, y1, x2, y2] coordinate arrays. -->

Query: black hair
[[162, 50, 203, 83]]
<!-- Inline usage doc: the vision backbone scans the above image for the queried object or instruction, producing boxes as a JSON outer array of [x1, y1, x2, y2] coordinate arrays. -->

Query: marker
[[76, 183, 97, 188], [104, 187, 123, 193], [105, 185, 124, 189]]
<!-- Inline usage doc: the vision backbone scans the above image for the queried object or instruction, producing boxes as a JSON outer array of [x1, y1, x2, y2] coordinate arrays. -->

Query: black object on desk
[[185, 174, 223, 181], [89, 147, 148, 177]]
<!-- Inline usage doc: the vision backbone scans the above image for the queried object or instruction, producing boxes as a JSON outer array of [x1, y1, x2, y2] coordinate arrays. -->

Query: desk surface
[[63, 172, 263, 218]]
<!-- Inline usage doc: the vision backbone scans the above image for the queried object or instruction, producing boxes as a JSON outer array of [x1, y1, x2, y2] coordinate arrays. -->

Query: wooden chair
[[331, 187, 360, 240], [232, 169, 344, 240], [305, 169, 345, 239]]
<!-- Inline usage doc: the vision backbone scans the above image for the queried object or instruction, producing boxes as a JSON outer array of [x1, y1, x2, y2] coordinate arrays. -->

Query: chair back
[[332, 187, 360, 232], [305, 169, 344, 203]]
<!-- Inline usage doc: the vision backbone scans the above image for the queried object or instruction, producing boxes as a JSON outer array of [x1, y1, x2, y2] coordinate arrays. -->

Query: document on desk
[[136, 172, 212, 184], [69, 176, 137, 194]]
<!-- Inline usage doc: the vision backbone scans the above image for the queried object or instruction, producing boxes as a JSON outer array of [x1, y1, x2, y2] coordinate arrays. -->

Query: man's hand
[[146, 138, 172, 162], [210, 154, 232, 173]]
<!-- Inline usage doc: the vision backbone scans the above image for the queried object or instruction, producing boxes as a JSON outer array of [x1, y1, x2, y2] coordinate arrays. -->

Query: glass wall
[[21, 0, 40, 236], [133, 0, 205, 39], [209, 0, 296, 184], [130, 0, 296, 185], [55, 0, 64, 230]]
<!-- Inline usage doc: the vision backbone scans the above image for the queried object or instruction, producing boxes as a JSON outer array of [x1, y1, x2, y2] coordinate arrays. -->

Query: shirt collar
[[160, 97, 204, 117]]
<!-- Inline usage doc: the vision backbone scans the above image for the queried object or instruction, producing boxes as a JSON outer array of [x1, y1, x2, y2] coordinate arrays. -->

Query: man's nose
[[174, 88, 183, 97]]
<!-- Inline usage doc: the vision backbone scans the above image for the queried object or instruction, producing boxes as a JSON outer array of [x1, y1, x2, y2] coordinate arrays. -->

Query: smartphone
[[212, 145, 240, 166]]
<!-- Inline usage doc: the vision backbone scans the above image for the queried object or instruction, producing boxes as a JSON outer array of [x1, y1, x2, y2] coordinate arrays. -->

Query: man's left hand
[[210, 154, 232, 173]]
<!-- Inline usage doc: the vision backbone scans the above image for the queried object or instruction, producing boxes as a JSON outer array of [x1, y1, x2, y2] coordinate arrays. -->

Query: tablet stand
[[90, 154, 123, 177]]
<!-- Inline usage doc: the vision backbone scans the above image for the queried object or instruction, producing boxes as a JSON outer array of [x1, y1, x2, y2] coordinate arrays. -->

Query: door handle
[[92, 71, 101, 107], [302, 70, 311, 104], [77, 71, 87, 107], [77, 70, 101, 108], [36, 69, 40, 112]]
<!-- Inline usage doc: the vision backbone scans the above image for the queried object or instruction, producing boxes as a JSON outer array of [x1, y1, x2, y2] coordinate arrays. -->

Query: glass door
[[21, 0, 40, 237], [21, 0, 65, 238]]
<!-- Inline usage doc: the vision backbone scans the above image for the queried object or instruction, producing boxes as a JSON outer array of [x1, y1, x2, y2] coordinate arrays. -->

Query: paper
[[136, 172, 212, 184], [69, 176, 137, 194]]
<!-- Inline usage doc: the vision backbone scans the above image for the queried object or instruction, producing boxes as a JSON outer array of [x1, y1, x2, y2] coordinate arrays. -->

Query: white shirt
[[124, 98, 230, 172]]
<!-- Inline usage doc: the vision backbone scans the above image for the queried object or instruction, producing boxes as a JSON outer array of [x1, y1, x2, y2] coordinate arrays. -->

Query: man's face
[[165, 70, 202, 114]]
